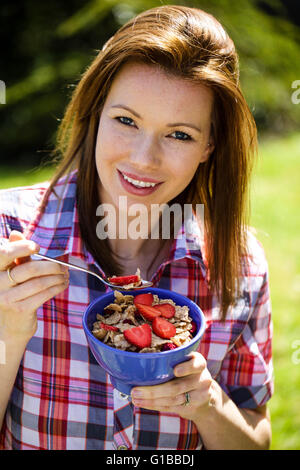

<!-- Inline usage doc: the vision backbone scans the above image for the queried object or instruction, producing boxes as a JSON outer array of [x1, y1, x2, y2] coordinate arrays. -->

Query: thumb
[[9, 230, 33, 265], [9, 230, 26, 242]]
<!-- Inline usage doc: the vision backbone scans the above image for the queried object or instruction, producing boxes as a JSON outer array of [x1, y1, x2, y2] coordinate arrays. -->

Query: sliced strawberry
[[135, 303, 162, 322], [153, 303, 175, 319], [133, 293, 154, 306], [152, 317, 177, 339], [162, 342, 177, 351], [190, 321, 197, 335], [100, 322, 119, 332], [124, 324, 152, 349], [108, 275, 140, 286]]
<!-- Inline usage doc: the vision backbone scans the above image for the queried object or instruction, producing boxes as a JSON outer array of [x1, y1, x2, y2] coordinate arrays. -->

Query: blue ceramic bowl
[[82, 287, 206, 395]]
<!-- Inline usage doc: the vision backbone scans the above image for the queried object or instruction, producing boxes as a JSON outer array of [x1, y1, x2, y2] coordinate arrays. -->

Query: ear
[[200, 139, 215, 163]]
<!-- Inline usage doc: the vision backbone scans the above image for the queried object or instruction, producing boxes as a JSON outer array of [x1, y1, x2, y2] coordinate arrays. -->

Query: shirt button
[[119, 392, 129, 400], [117, 445, 128, 450]]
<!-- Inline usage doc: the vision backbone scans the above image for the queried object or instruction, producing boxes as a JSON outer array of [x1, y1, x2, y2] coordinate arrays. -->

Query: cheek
[[96, 130, 118, 168], [95, 121, 130, 167], [169, 157, 199, 189]]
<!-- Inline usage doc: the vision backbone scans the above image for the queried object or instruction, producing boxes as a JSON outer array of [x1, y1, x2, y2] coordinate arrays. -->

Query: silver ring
[[183, 391, 190, 406], [7, 266, 17, 286]]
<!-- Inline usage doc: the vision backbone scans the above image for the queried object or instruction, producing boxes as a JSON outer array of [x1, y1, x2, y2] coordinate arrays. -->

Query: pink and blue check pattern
[[0, 171, 273, 449]]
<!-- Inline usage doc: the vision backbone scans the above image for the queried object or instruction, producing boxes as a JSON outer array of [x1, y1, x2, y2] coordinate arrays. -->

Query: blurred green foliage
[[0, 0, 299, 166]]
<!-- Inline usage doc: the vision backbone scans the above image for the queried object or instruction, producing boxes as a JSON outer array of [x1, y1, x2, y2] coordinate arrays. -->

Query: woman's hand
[[131, 351, 214, 420], [0, 231, 69, 341]]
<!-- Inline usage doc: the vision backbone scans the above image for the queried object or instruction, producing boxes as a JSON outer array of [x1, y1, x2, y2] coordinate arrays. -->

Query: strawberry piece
[[124, 324, 152, 349], [162, 342, 177, 351], [153, 303, 175, 319], [190, 321, 197, 335], [100, 323, 119, 332], [135, 303, 162, 322], [133, 293, 154, 306], [152, 317, 176, 339], [108, 275, 140, 286]]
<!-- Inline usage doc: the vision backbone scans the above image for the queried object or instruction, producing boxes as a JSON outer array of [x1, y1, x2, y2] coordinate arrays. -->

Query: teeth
[[122, 173, 157, 188]]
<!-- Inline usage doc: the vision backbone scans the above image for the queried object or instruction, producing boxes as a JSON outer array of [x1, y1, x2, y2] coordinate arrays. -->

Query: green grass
[[0, 164, 56, 189], [251, 132, 300, 450], [0, 133, 299, 449]]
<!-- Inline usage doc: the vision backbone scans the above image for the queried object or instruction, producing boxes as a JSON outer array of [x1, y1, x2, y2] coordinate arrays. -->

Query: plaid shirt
[[0, 171, 273, 450]]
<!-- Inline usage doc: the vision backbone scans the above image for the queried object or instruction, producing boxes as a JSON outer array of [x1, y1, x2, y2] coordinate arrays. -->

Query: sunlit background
[[0, 0, 299, 450]]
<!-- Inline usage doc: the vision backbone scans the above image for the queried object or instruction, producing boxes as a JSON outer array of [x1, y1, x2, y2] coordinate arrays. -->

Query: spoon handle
[[32, 253, 105, 281], [32, 253, 153, 290]]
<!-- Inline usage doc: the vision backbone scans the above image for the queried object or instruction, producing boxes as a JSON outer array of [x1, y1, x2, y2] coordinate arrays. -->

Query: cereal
[[103, 311, 122, 325], [92, 291, 196, 353]]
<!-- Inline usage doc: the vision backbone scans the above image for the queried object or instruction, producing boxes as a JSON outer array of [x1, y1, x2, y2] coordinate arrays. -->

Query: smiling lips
[[123, 174, 157, 188], [120, 170, 162, 187], [117, 169, 163, 195]]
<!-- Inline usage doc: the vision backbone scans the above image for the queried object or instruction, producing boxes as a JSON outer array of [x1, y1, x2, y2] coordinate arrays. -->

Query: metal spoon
[[32, 253, 153, 291]]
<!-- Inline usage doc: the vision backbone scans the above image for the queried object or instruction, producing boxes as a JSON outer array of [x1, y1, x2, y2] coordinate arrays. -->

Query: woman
[[0, 5, 273, 450]]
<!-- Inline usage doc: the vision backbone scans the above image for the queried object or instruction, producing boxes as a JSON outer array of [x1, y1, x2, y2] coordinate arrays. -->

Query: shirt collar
[[164, 207, 207, 275], [24, 171, 207, 276]]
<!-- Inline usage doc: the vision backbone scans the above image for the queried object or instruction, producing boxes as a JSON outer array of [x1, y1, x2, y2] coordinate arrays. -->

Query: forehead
[[105, 61, 214, 116]]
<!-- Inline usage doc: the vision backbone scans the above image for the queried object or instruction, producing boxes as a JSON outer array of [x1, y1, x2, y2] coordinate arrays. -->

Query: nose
[[128, 134, 161, 169]]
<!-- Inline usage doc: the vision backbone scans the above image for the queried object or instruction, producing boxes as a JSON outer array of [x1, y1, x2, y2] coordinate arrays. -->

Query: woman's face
[[95, 61, 214, 211]]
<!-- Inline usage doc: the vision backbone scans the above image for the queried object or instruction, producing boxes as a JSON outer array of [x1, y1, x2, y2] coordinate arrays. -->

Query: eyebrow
[[110, 104, 202, 133]]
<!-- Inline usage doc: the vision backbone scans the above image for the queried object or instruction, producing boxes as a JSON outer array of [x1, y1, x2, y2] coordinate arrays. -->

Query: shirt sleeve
[[0, 194, 23, 240], [217, 248, 274, 409], [0, 185, 46, 239]]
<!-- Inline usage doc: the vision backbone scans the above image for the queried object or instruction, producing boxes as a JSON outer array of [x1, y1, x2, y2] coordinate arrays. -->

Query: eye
[[169, 130, 193, 141], [115, 116, 136, 127]]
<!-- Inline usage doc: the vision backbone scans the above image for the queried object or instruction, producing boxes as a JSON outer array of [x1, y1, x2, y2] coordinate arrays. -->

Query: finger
[[132, 392, 186, 409], [177, 385, 212, 409], [133, 374, 213, 413], [132, 364, 211, 403], [174, 352, 207, 377], [5, 260, 68, 285], [131, 382, 172, 400], [1, 274, 68, 303], [132, 401, 175, 413], [132, 374, 198, 401], [184, 375, 214, 408], [15, 280, 69, 313], [0, 260, 68, 292], [0, 234, 39, 270]]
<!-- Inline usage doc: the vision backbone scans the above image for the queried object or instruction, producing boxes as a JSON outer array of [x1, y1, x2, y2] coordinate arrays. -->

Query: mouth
[[117, 169, 163, 195]]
